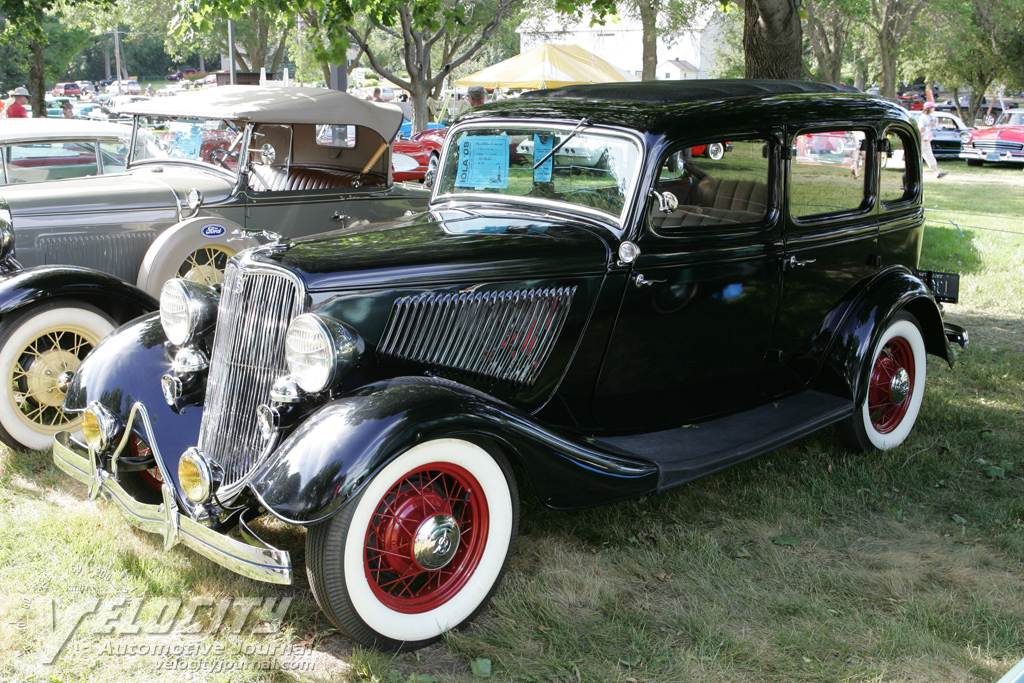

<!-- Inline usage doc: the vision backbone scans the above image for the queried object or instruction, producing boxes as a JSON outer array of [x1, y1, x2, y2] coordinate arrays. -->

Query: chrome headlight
[[178, 447, 223, 504], [82, 401, 122, 452], [960, 131, 971, 144], [284, 313, 364, 394], [159, 279, 219, 347], [186, 188, 203, 210], [0, 204, 14, 261]]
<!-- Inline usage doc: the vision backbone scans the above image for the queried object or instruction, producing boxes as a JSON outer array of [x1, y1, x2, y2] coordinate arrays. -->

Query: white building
[[517, 9, 726, 80]]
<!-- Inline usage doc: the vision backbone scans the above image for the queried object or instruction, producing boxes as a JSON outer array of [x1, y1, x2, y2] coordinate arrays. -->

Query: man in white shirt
[[918, 101, 947, 179]]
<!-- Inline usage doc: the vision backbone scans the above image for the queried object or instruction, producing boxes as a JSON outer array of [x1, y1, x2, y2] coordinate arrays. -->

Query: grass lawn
[[1, 161, 1022, 683]]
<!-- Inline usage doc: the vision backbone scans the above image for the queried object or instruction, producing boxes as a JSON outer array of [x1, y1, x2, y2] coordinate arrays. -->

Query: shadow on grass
[[922, 225, 984, 274]]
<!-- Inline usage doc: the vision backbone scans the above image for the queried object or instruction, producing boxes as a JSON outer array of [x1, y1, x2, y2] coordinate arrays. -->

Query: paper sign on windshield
[[456, 136, 509, 189], [533, 135, 554, 182], [167, 123, 203, 160]]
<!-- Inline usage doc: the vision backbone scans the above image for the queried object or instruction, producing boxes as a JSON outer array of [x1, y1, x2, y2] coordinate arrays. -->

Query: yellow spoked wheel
[[0, 301, 115, 450], [176, 245, 236, 287]]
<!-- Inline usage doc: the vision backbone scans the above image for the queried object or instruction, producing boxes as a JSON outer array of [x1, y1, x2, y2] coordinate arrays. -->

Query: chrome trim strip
[[53, 429, 292, 585]]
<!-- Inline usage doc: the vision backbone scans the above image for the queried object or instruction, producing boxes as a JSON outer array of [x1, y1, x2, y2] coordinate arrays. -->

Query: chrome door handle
[[783, 255, 816, 269], [633, 273, 666, 287]]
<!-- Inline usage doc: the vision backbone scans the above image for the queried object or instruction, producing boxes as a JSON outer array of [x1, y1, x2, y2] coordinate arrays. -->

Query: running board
[[594, 390, 854, 491]]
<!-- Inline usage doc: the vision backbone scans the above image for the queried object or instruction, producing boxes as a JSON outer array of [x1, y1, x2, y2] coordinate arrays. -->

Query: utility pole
[[113, 28, 124, 93], [228, 20, 236, 85]]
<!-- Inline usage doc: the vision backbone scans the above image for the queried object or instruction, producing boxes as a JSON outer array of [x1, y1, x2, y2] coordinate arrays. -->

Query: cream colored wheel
[[0, 300, 115, 450], [176, 245, 236, 287]]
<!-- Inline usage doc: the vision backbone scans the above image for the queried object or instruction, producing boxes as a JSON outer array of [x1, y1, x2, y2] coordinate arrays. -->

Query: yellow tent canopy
[[455, 43, 635, 90]]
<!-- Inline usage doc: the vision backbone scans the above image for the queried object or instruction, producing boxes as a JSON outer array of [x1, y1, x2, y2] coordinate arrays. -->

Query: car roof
[[0, 118, 133, 143], [522, 79, 859, 104], [118, 85, 405, 142], [462, 80, 906, 137]]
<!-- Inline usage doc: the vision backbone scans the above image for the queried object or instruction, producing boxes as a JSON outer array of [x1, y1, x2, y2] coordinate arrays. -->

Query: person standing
[[918, 101, 947, 179], [7, 87, 30, 118]]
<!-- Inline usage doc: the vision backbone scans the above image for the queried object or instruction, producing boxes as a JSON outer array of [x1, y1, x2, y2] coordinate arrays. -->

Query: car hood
[[261, 206, 613, 291], [0, 164, 235, 217], [969, 125, 1024, 141]]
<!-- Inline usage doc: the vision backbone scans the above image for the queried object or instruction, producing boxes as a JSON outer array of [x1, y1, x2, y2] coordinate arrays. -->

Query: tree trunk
[[743, 0, 803, 79], [29, 39, 46, 117], [877, 39, 897, 97], [638, 0, 660, 81]]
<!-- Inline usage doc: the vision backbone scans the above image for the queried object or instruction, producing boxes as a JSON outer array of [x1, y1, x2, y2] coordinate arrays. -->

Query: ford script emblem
[[201, 224, 226, 239]]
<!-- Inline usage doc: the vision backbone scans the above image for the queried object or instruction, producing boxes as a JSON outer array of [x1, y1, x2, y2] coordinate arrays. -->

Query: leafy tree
[[0, 0, 113, 115], [803, 0, 852, 83], [612, 0, 718, 81]]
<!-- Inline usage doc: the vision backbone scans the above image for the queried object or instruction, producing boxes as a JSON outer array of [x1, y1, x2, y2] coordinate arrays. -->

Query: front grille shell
[[198, 260, 305, 493]]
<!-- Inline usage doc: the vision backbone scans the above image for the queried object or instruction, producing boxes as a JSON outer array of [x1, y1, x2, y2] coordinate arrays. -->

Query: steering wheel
[[208, 147, 239, 169]]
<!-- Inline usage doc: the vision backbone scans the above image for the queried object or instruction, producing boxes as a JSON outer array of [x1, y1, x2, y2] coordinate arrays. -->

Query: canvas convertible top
[[119, 85, 405, 142]]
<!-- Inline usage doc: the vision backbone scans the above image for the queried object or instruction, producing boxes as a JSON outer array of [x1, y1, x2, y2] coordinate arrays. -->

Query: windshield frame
[[431, 118, 646, 230], [127, 114, 248, 180]]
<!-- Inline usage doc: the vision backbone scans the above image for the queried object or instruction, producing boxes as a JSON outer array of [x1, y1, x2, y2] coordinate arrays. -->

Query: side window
[[6, 141, 99, 183], [651, 138, 770, 233], [880, 128, 917, 206], [790, 130, 868, 219], [99, 141, 128, 174]]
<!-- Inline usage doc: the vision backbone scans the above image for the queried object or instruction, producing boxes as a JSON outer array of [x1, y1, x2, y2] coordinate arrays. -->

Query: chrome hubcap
[[412, 514, 461, 571], [889, 367, 910, 406]]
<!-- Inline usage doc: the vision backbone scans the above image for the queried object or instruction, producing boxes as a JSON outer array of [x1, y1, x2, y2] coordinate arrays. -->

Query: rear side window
[[790, 130, 869, 219], [4, 141, 99, 184], [651, 138, 770, 233], [880, 127, 918, 207]]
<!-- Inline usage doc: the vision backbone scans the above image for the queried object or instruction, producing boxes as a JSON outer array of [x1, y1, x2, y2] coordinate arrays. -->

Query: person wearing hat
[[7, 86, 29, 118], [467, 85, 487, 107], [918, 101, 947, 179]]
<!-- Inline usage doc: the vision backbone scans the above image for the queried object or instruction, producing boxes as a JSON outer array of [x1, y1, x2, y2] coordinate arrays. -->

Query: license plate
[[986, 153, 1000, 162], [916, 270, 960, 304]]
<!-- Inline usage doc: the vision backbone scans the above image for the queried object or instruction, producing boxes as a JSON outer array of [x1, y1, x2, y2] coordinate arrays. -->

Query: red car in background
[[960, 109, 1024, 166], [53, 82, 82, 98], [898, 94, 925, 111], [392, 128, 446, 183]]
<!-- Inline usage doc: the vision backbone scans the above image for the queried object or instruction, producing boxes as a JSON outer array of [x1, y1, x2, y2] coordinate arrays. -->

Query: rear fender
[[250, 377, 659, 524], [0, 265, 157, 324], [812, 266, 951, 404]]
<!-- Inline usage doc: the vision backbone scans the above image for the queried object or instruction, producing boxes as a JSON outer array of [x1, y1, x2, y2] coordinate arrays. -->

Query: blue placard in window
[[533, 134, 553, 182], [168, 123, 203, 159], [455, 136, 509, 189]]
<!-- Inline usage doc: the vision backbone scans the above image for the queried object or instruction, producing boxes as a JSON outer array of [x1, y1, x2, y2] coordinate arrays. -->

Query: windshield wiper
[[533, 118, 591, 170]]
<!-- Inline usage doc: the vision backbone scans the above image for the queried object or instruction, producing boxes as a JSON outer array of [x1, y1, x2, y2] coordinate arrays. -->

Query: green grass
[[2, 162, 1023, 682]]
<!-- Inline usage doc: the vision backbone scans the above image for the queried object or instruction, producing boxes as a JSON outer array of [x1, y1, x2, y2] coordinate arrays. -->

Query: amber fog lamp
[[82, 401, 121, 452], [159, 279, 219, 347], [284, 314, 364, 394], [178, 448, 222, 504]]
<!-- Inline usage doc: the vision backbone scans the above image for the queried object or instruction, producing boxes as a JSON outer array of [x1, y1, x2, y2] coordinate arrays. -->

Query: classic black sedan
[[53, 80, 966, 651]]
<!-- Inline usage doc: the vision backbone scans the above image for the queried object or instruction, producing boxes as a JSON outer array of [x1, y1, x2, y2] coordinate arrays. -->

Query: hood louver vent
[[378, 287, 576, 386]]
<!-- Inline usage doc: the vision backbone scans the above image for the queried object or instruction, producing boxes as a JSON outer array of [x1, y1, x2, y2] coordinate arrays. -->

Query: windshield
[[131, 116, 245, 173], [434, 123, 642, 221], [995, 111, 1024, 127]]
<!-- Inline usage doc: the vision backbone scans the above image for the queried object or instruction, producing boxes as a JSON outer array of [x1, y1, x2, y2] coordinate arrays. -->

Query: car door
[[762, 126, 880, 395], [593, 136, 784, 430]]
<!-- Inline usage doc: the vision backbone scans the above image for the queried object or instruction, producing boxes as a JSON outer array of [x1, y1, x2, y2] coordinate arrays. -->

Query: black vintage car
[[53, 80, 967, 651]]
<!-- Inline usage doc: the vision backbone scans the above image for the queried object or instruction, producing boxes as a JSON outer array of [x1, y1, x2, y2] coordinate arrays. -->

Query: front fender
[[250, 378, 659, 524], [812, 266, 952, 403], [0, 264, 157, 323], [64, 313, 202, 502]]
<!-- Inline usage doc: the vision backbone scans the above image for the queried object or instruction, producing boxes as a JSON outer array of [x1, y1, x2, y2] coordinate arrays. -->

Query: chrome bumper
[[52, 430, 292, 585]]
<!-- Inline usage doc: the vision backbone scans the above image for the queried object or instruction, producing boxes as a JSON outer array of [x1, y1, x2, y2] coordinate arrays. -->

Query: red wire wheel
[[866, 335, 915, 434], [364, 463, 489, 613]]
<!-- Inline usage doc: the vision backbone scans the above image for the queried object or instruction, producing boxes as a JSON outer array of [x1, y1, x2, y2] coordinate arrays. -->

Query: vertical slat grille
[[378, 287, 575, 386], [198, 263, 303, 487], [40, 231, 156, 282]]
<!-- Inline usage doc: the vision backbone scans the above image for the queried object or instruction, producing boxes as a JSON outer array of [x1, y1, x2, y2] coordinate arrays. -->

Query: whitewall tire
[[306, 438, 519, 650], [0, 300, 115, 450]]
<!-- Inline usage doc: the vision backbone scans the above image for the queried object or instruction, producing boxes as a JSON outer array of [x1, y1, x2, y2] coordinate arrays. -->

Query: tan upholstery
[[248, 166, 385, 192], [652, 176, 767, 230]]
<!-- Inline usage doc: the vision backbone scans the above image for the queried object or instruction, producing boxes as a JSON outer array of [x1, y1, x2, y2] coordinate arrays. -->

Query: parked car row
[[961, 109, 1024, 166], [23, 80, 966, 653]]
